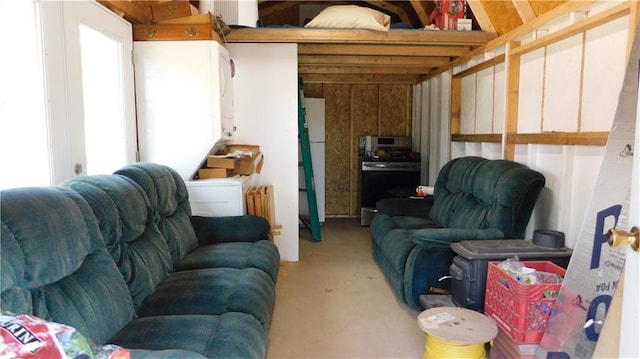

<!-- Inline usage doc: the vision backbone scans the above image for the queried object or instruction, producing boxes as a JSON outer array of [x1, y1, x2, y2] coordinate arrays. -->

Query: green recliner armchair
[[370, 156, 546, 309]]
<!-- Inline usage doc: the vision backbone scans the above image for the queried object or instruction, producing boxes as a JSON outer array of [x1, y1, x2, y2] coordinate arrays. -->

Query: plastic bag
[[0, 312, 129, 359], [497, 257, 563, 284]]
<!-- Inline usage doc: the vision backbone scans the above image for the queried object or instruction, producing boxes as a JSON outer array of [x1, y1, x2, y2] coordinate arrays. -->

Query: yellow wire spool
[[417, 307, 498, 359]]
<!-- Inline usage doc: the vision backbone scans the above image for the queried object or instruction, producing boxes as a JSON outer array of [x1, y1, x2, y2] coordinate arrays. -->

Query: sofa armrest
[[411, 228, 505, 247], [376, 197, 434, 218], [190, 215, 270, 245]]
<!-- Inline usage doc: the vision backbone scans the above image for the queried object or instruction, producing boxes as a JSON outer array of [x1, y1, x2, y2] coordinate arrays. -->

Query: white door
[[62, 0, 136, 177], [618, 66, 640, 358]]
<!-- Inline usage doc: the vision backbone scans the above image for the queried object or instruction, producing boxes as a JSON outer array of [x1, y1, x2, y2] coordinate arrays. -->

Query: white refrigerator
[[299, 98, 325, 223]]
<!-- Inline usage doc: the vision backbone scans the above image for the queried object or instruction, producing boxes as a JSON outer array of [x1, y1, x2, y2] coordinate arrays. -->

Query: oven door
[[360, 161, 420, 226]]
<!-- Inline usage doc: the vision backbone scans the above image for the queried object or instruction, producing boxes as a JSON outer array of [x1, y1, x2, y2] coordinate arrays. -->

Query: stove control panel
[[359, 136, 418, 161]]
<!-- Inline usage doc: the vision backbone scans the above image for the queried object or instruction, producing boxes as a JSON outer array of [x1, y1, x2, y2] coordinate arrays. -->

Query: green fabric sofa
[[1, 162, 280, 358], [370, 156, 545, 309]]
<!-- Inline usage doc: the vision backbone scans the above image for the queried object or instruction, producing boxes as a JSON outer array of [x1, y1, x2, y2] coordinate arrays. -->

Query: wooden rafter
[[409, 0, 430, 27], [511, 0, 536, 24]]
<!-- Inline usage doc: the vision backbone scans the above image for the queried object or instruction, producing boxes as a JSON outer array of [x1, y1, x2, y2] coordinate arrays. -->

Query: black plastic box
[[449, 238, 573, 312]]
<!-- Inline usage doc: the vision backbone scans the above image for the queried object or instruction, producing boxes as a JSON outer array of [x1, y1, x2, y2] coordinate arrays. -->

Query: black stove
[[359, 136, 421, 226]]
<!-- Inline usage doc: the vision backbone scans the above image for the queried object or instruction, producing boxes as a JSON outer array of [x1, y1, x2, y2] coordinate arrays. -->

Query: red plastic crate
[[484, 261, 565, 344]]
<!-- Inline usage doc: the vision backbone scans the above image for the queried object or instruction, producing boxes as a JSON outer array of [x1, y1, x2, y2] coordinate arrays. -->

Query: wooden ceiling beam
[[299, 65, 434, 74], [298, 55, 451, 67], [300, 73, 420, 84], [226, 28, 496, 45], [298, 44, 471, 57]]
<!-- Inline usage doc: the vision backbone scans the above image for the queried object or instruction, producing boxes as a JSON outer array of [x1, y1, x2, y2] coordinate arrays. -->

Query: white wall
[[419, 6, 630, 248], [228, 43, 300, 261]]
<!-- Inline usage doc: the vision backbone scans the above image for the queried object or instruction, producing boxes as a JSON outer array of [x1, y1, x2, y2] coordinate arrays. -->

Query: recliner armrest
[[411, 228, 505, 247], [376, 197, 434, 218], [190, 215, 270, 245]]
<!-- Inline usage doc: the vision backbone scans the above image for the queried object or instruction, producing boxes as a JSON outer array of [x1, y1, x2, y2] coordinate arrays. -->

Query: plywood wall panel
[[324, 84, 352, 215], [351, 85, 380, 137], [530, 1, 565, 17], [317, 83, 414, 216], [479, 0, 523, 35], [379, 85, 410, 136], [350, 84, 379, 215], [303, 83, 324, 98]]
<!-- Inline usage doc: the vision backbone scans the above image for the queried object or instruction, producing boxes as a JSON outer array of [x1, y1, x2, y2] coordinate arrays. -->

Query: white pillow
[[304, 5, 391, 32]]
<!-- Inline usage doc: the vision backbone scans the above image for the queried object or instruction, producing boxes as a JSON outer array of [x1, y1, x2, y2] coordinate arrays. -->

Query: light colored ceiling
[[99, 1, 568, 84]]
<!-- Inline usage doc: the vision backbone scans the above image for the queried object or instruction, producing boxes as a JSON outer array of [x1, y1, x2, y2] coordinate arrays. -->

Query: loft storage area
[[98, 0, 501, 84], [98, 0, 573, 84], [231, 0, 493, 84]]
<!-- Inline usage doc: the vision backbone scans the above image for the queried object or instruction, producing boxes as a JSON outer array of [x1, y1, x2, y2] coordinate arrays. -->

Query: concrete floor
[[267, 218, 426, 359]]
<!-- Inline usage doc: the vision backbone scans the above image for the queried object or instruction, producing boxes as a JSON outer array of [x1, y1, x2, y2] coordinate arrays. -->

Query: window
[[0, 1, 50, 189]]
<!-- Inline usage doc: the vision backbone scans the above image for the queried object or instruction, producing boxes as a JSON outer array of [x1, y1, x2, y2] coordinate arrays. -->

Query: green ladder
[[298, 79, 321, 242]]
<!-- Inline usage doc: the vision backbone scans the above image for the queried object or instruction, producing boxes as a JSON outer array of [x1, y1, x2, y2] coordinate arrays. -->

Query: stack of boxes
[[198, 144, 263, 179]]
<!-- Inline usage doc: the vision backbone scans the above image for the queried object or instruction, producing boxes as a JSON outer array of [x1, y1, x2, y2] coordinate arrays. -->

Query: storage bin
[[484, 261, 566, 344]]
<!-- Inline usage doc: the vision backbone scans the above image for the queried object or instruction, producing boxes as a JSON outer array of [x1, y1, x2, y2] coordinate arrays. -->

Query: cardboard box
[[235, 152, 264, 175], [198, 168, 231, 179], [206, 157, 236, 169]]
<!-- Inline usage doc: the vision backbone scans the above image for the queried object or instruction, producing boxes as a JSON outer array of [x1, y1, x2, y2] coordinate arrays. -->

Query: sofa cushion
[[115, 162, 198, 266], [0, 187, 135, 345], [136, 268, 275, 329], [176, 240, 280, 283], [63, 175, 173, 308], [110, 313, 267, 359]]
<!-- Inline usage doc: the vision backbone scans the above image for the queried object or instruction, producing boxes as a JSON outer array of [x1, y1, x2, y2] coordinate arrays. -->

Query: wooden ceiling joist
[[298, 55, 450, 67], [225, 28, 496, 46], [297, 44, 471, 57], [299, 65, 435, 74], [300, 73, 420, 84]]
